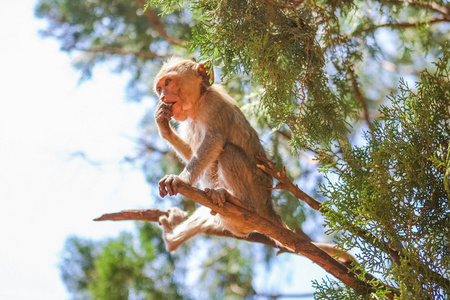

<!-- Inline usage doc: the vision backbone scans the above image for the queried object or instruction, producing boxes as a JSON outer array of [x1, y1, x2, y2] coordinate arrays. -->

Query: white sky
[[0, 1, 329, 299]]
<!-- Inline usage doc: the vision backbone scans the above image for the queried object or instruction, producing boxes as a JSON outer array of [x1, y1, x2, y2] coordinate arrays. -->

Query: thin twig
[[375, 17, 449, 29]]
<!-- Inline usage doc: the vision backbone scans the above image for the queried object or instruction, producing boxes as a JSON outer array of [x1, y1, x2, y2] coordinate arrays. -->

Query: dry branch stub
[[94, 209, 168, 222]]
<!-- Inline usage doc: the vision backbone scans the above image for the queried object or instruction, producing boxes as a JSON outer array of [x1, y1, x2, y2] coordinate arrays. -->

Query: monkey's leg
[[217, 143, 274, 218], [159, 206, 225, 251]]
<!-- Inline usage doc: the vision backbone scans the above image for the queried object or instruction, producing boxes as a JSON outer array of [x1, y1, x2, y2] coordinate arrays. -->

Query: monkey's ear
[[198, 61, 214, 86]]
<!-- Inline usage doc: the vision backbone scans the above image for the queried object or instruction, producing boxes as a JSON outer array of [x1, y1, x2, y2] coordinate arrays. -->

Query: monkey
[[153, 57, 355, 264]]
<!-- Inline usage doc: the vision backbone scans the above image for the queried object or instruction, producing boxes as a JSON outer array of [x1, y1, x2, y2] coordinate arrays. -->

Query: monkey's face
[[155, 74, 201, 122], [154, 59, 213, 121]]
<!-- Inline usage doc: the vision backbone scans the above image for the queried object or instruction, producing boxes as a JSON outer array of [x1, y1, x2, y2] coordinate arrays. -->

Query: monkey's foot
[[204, 188, 229, 206], [158, 207, 189, 233]]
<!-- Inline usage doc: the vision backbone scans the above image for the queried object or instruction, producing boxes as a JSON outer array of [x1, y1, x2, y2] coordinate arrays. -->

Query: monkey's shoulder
[[202, 86, 239, 111]]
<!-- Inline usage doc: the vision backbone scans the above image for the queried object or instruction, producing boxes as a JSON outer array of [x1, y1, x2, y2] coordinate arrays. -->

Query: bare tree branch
[[407, 0, 450, 18], [95, 181, 398, 298], [351, 1, 450, 36], [263, 0, 304, 9], [348, 67, 373, 130], [375, 17, 450, 29], [95, 209, 168, 222], [137, 0, 187, 47], [254, 292, 314, 299], [70, 46, 167, 59], [377, 1, 450, 28], [256, 155, 324, 212]]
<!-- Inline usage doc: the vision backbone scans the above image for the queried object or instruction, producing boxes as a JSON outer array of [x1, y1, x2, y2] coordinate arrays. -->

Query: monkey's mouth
[[168, 102, 177, 107]]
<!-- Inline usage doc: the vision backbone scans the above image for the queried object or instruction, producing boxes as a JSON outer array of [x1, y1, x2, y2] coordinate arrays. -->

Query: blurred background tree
[[35, 0, 449, 299]]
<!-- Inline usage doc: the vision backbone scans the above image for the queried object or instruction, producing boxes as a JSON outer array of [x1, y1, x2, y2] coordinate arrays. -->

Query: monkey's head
[[154, 58, 214, 121]]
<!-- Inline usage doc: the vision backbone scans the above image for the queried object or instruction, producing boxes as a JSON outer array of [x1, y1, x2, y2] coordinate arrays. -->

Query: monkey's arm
[[154, 102, 192, 161], [180, 133, 226, 184], [159, 130, 226, 198], [164, 131, 193, 162]]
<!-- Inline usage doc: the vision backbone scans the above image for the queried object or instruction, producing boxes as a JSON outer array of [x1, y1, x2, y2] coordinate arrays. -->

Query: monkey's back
[[178, 85, 280, 224]]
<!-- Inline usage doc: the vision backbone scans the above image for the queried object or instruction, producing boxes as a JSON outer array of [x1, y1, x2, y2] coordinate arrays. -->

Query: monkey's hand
[[154, 101, 174, 138], [159, 174, 186, 197]]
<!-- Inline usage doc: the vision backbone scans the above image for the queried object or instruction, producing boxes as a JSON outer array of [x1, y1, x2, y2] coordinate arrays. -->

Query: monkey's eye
[[157, 87, 162, 95], [164, 78, 172, 86]]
